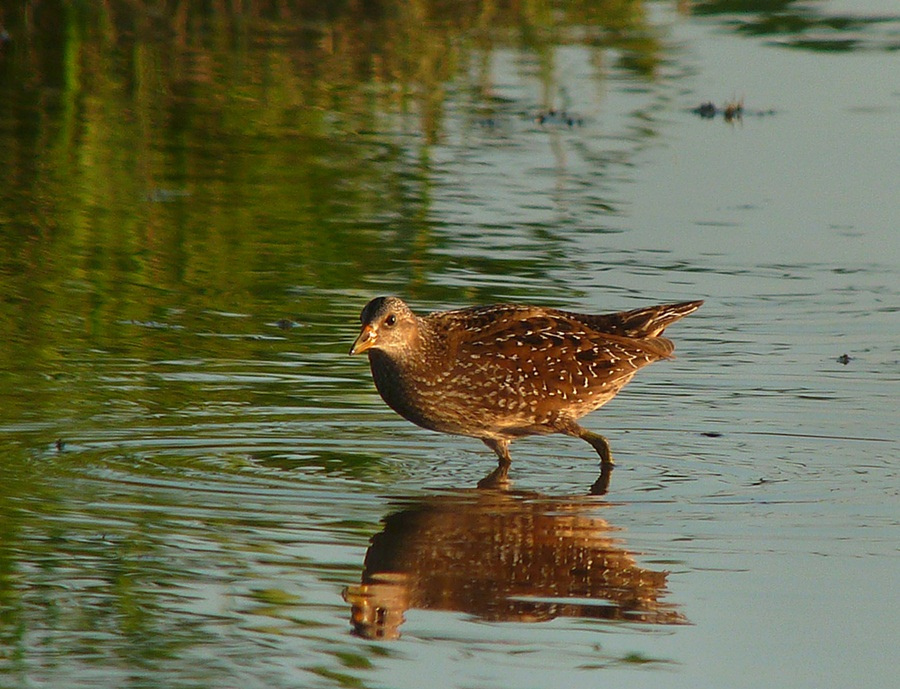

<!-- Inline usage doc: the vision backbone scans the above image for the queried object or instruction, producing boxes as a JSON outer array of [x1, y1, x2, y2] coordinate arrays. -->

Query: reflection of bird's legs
[[477, 437, 512, 489], [589, 460, 613, 496]]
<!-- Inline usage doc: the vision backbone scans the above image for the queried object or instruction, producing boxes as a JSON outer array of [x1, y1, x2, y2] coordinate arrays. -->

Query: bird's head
[[349, 296, 420, 357]]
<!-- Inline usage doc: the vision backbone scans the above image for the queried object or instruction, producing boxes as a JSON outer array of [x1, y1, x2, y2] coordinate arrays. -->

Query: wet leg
[[559, 421, 614, 466], [477, 437, 512, 489], [559, 422, 614, 494], [580, 429, 614, 495], [579, 428, 614, 467]]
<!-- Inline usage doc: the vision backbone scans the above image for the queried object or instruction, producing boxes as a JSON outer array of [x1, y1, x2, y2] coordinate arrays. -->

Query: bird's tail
[[576, 300, 704, 339]]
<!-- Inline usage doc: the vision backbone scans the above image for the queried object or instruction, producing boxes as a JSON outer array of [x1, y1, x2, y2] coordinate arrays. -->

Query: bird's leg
[[580, 428, 614, 496], [581, 429, 614, 467], [477, 437, 512, 489], [563, 422, 614, 467], [560, 422, 615, 495]]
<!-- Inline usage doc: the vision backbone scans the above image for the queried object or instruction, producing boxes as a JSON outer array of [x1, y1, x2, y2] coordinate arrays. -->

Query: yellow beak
[[349, 324, 376, 355]]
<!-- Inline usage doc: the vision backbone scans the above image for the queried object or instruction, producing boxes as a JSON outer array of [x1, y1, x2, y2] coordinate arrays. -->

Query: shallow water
[[1, 2, 898, 688]]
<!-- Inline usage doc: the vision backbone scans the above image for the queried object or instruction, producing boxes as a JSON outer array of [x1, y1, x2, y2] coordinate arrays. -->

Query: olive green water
[[1, 2, 898, 688]]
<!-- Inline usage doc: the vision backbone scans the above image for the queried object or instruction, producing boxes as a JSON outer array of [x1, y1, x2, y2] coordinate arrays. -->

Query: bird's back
[[408, 301, 701, 438]]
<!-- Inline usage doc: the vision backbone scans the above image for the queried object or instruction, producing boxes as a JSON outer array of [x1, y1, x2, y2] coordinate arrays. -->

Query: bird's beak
[[349, 324, 376, 355]]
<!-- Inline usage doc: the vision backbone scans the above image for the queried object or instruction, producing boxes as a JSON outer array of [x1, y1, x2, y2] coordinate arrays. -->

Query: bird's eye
[[384, 314, 397, 327]]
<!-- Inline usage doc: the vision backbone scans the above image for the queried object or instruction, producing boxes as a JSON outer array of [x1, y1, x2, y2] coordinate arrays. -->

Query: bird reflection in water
[[343, 489, 686, 639]]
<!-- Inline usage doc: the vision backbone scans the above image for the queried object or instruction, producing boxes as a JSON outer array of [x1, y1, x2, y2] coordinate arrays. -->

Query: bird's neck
[[367, 348, 429, 428]]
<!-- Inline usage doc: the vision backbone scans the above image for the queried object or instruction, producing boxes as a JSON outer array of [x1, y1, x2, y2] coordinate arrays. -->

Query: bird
[[349, 296, 702, 492]]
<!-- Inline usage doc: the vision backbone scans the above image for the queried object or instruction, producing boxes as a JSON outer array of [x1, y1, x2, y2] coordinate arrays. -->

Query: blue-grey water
[[0, 2, 898, 688]]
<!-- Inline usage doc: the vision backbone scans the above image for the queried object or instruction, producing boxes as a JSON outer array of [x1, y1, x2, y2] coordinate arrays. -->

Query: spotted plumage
[[350, 296, 703, 490]]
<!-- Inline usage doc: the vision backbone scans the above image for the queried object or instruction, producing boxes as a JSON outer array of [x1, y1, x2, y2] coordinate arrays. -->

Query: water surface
[[0, 2, 898, 688]]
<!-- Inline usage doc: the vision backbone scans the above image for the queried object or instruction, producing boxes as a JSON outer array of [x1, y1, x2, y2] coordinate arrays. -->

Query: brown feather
[[351, 296, 703, 481]]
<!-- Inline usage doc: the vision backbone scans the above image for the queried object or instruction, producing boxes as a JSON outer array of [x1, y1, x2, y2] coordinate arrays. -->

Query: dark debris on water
[[535, 109, 584, 127], [693, 99, 776, 122]]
